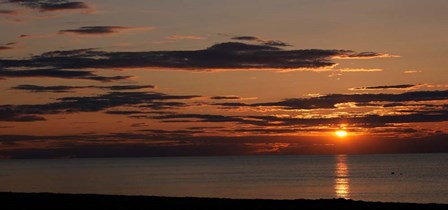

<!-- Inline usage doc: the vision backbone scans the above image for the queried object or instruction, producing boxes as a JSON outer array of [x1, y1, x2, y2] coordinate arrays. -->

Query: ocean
[[0, 154, 447, 204]]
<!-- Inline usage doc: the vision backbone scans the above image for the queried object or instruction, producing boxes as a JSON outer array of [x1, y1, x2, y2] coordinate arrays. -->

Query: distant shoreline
[[1, 192, 447, 210]]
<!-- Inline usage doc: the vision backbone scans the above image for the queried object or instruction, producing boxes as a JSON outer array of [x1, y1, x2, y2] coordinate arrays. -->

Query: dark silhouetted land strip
[[1, 192, 447, 210]]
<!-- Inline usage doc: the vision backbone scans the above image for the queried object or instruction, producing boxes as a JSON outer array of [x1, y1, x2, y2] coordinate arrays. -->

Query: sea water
[[0, 153, 447, 203]]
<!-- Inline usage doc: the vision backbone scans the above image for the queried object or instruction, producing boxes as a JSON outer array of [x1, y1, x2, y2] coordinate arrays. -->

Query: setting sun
[[335, 130, 348, 138]]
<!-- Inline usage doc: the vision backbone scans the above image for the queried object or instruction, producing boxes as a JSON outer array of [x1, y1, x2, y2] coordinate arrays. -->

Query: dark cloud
[[0, 42, 16, 50], [151, 106, 448, 128], [0, 108, 45, 122], [0, 42, 391, 72], [11, 84, 155, 92], [3, 89, 447, 127], [138, 129, 203, 135], [12, 84, 76, 93], [210, 95, 242, 100], [216, 91, 448, 110], [0, 9, 17, 15], [262, 40, 291, 47], [12, 89, 439, 127], [97, 85, 154, 90], [350, 84, 417, 91], [187, 126, 225, 130], [231, 36, 291, 47], [153, 114, 250, 123], [230, 127, 333, 134], [106, 110, 175, 116], [0, 46, 13, 51], [251, 111, 448, 127], [370, 128, 420, 134], [231, 36, 259, 41], [251, 90, 448, 110], [0, 91, 199, 121], [355, 102, 414, 108], [105, 110, 148, 115], [59, 26, 135, 35], [6, 0, 89, 12], [214, 102, 250, 107], [141, 90, 448, 128], [0, 68, 131, 81]]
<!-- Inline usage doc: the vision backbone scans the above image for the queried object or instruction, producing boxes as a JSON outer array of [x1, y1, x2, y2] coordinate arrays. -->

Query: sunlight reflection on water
[[335, 154, 350, 199]]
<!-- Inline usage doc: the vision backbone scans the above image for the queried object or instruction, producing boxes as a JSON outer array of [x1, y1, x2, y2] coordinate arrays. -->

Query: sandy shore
[[1, 192, 447, 210]]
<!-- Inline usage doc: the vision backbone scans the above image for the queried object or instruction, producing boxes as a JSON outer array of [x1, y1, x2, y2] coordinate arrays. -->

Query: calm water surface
[[0, 154, 447, 203]]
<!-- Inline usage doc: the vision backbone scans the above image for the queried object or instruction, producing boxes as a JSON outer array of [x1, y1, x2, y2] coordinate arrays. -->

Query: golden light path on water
[[335, 154, 350, 199]]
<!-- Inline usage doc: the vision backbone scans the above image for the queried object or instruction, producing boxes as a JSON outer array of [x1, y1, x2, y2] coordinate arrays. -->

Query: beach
[[1, 192, 447, 210]]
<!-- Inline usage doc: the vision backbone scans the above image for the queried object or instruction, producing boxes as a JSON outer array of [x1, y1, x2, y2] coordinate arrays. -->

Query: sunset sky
[[1, 0, 448, 158]]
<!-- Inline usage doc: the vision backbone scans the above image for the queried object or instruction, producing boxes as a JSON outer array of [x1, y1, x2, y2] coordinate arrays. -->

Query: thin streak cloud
[[59, 26, 153, 35], [5, 0, 89, 12]]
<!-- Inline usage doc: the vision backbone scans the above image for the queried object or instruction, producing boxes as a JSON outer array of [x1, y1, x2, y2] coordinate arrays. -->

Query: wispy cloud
[[5, 0, 89, 12], [337, 68, 383, 72], [0, 9, 18, 15], [332, 52, 399, 59], [17, 33, 54, 39], [210, 95, 242, 100], [59, 26, 153, 35], [0, 68, 132, 81], [403, 70, 423, 74], [11, 84, 155, 92], [231, 35, 291, 47], [166, 35, 204, 40], [349, 84, 418, 91], [349, 84, 448, 91], [0, 42, 17, 50]]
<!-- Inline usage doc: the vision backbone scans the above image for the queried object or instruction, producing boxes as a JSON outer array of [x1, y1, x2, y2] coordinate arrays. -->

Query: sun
[[335, 130, 348, 138]]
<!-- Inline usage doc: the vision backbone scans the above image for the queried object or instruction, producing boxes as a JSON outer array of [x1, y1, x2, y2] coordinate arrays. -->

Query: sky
[[1, 0, 448, 158]]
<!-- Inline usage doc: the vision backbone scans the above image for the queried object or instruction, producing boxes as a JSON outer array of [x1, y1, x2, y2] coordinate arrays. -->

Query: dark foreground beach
[[1, 192, 447, 210]]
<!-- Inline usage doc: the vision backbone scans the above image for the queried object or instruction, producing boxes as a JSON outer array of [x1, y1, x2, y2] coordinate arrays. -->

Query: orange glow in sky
[[1, 0, 448, 158]]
